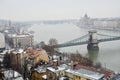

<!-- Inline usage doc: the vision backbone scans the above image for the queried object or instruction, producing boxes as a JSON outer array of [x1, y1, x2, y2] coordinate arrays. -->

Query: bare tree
[[3, 52, 11, 68], [69, 52, 94, 67], [48, 38, 59, 55], [39, 41, 46, 48]]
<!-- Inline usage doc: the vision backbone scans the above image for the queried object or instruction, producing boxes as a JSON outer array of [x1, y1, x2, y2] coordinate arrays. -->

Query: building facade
[[12, 33, 33, 48], [0, 32, 5, 51], [79, 14, 120, 28], [47, 66, 66, 80]]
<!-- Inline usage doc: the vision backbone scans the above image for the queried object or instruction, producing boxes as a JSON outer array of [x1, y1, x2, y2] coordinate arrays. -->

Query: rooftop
[[65, 68, 104, 80], [13, 34, 32, 38], [10, 49, 24, 54], [8, 33, 33, 38], [34, 66, 46, 73], [59, 77, 69, 80], [74, 64, 114, 78], [42, 75, 47, 79], [3, 70, 23, 80], [47, 66, 66, 73]]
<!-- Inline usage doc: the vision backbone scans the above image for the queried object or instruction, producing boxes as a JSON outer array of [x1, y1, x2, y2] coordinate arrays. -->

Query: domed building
[[79, 14, 93, 27]]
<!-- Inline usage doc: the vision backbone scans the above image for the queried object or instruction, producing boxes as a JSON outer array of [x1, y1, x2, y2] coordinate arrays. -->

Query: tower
[[87, 30, 99, 50]]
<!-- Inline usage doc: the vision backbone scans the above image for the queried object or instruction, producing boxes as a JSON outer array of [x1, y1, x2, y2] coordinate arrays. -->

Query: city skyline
[[0, 0, 120, 21]]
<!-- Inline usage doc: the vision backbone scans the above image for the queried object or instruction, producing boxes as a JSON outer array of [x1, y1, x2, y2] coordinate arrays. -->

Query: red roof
[[74, 64, 115, 79]]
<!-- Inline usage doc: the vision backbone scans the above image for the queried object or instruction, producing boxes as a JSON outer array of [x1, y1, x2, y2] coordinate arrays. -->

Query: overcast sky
[[0, 0, 120, 21]]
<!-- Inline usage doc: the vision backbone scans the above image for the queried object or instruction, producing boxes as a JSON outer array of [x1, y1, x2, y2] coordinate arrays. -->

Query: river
[[28, 23, 120, 72]]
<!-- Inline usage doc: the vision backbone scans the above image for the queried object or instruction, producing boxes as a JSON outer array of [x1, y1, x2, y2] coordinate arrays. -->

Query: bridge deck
[[56, 36, 120, 48]]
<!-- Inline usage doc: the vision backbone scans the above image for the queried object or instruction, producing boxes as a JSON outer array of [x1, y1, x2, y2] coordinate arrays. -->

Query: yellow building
[[73, 75, 90, 80], [46, 66, 66, 80], [34, 50, 49, 63], [31, 66, 46, 80], [32, 71, 46, 80]]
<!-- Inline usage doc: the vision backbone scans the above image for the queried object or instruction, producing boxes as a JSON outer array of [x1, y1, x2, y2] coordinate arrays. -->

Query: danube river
[[28, 23, 120, 72]]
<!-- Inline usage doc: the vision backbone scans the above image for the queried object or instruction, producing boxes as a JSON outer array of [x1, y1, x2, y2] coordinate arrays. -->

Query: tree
[[3, 52, 11, 68], [48, 38, 59, 55], [39, 41, 46, 48], [48, 38, 58, 46]]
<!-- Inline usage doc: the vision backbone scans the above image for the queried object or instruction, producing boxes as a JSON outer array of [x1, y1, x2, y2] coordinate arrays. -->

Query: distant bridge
[[56, 30, 120, 49]]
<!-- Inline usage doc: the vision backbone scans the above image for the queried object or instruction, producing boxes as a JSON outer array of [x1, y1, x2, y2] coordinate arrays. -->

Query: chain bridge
[[56, 30, 120, 50]]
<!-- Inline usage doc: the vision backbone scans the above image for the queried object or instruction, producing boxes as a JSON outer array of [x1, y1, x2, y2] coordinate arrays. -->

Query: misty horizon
[[0, 0, 120, 21]]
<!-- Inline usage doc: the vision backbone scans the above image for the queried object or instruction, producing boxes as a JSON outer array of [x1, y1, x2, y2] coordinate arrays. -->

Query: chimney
[[53, 60, 58, 70]]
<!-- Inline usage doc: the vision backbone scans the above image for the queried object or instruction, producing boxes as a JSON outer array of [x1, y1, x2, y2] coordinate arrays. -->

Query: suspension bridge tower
[[87, 30, 99, 50]]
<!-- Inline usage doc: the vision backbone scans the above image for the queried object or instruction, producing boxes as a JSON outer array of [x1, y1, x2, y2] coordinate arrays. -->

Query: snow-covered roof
[[12, 51, 18, 54], [0, 50, 7, 54], [59, 64, 68, 69], [10, 49, 24, 54], [4, 30, 9, 33], [17, 49, 24, 54], [13, 77, 24, 80], [8, 33, 32, 38], [34, 66, 46, 73], [3, 70, 23, 80], [59, 77, 68, 80], [0, 58, 3, 62], [47, 66, 66, 73], [65, 68, 104, 80], [12, 34, 32, 38], [42, 75, 47, 79], [53, 55, 59, 59], [53, 59, 58, 62]]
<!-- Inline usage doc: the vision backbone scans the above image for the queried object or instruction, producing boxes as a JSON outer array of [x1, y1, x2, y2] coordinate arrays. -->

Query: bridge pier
[[87, 30, 99, 50]]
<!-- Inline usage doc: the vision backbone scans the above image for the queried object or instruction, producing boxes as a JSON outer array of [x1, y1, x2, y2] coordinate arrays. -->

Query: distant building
[[79, 14, 93, 27], [0, 32, 5, 52], [93, 20, 119, 28], [11, 33, 33, 48], [79, 14, 120, 28]]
